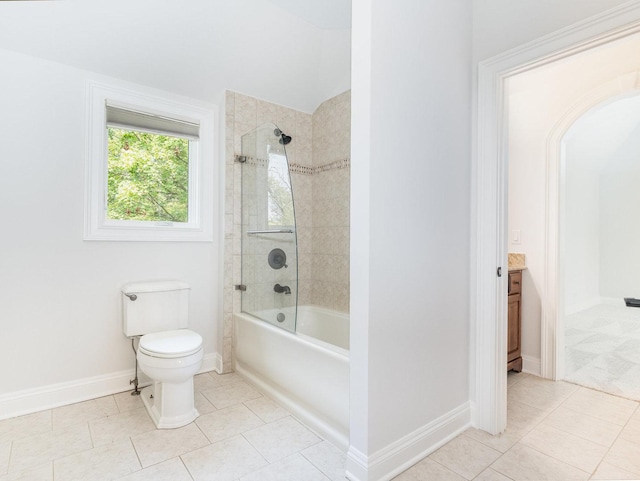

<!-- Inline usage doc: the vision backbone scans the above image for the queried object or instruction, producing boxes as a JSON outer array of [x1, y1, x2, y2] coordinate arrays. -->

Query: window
[[85, 82, 215, 241]]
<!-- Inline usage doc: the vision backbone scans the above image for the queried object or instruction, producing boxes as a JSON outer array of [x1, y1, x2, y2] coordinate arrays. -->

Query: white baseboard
[[345, 402, 470, 481], [0, 352, 219, 421], [202, 352, 222, 374], [522, 355, 541, 376]]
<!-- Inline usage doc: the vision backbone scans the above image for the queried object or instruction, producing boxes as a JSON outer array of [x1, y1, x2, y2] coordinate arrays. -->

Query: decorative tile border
[[234, 155, 268, 168], [234, 155, 350, 175], [291, 158, 350, 175]]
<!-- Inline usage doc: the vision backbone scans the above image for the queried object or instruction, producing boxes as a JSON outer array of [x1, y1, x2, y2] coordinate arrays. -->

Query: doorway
[[473, 5, 640, 434], [561, 93, 640, 400], [506, 35, 640, 394]]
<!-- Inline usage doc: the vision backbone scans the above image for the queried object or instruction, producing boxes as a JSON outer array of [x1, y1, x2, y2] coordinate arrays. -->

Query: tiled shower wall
[[222, 90, 350, 372], [310, 91, 351, 312]]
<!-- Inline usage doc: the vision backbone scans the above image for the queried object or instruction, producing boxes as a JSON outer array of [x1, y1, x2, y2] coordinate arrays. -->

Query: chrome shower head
[[274, 128, 292, 145]]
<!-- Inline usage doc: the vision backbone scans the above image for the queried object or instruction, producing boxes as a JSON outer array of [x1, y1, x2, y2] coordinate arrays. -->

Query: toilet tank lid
[[121, 280, 190, 294]]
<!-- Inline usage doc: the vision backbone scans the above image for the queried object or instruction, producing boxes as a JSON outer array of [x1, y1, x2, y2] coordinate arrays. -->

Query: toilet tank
[[122, 280, 190, 337]]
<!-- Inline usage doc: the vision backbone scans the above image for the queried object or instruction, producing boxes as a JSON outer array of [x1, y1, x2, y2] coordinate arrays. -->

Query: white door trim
[[472, 0, 640, 434]]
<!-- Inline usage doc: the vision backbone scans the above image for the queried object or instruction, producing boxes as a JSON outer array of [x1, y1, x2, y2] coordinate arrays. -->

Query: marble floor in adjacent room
[[565, 303, 640, 400], [2, 371, 640, 480]]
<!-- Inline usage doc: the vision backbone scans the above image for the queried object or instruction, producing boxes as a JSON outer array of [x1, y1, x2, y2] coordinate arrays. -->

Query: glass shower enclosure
[[239, 123, 298, 332]]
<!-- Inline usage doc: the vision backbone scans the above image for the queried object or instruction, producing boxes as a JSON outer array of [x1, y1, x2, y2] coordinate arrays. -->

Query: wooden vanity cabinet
[[507, 270, 523, 372]]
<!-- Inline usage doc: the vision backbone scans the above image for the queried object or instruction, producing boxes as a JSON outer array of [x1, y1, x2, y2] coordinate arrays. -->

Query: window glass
[[106, 128, 190, 223]]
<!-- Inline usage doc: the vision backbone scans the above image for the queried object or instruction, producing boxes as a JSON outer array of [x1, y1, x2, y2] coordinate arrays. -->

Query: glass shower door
[[240, 123, 298, 332]]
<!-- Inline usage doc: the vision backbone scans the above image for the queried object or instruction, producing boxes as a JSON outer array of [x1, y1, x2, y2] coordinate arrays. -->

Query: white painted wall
[[600, 170, 640, 298], [563, 157, 601, 314], [507, 90, 543, 364], [349, 0, 471, 478], [0, 48, 220, 411]]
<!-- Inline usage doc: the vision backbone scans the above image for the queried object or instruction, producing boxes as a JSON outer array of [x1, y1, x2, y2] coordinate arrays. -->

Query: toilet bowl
[[121, 280, 203, 429], [137, 329, 203, 429]]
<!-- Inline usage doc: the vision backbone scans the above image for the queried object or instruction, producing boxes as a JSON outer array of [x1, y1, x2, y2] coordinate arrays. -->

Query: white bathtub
[[234, 305, 349, 450]]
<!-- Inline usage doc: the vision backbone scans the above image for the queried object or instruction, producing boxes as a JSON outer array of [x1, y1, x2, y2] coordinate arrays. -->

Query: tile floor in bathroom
[[1, 371, 640, 480]]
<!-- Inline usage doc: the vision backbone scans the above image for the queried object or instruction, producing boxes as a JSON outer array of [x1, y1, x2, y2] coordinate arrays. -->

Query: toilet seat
[[139, 329, 202, 359]]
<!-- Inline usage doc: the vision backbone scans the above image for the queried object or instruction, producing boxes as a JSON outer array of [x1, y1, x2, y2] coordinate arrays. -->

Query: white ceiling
[[0, 0, 351, 113], [267, 0, 351, 29]]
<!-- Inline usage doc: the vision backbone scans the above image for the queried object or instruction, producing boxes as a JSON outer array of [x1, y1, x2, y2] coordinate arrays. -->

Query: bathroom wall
[[0, 48, 221, 416], [563, 161, 601, 314], [349, 1, 472, 476], [223, 90, 351, 372], [562, 159, 640, 311], [599, 170, 640, 299], [311, 91, 351, 313]]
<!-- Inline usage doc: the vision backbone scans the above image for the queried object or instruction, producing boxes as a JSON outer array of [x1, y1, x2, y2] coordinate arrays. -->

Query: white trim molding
[[0, 353, 219, 421], [84, 80, 217, 242], [522, 355, 542, 377], [345, 403, 470, 481], [472, 0, 640, 435]]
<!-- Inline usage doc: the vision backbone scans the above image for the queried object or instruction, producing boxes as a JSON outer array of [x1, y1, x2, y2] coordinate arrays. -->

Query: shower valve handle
[[274, 284, 292, 295]]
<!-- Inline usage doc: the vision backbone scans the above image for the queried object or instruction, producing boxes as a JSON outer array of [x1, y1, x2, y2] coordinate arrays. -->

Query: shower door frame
[[238, 123, 299, 333]]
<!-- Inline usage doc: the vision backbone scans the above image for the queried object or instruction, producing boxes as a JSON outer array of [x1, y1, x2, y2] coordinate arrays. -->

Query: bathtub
[[234, 305, 349, 450]]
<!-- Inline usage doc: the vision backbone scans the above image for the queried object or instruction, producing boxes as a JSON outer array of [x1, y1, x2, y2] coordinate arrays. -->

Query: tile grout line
[[192, 417, 214, 447], [488, 384, 585, 479], [515, 388, 599, 477], [178, 454, 196, 481], [488, 438, 592, 481], [427, 453, 477, 480], [588, 402, 640, 479], [4, 440, 13, 478], [539, 391, 634, 449], [128, 432, 145, 474], [178, 453, 196, 480], [239, 431, 271, 469]]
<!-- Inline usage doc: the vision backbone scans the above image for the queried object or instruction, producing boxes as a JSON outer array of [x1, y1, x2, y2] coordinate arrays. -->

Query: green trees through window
[[107, 128, 190, 223]]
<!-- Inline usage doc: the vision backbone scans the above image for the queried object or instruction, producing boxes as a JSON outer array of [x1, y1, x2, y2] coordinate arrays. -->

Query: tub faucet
[[274, 284, 291, 295]]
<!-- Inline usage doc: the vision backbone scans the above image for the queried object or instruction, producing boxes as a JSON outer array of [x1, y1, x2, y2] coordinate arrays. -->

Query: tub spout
[[274, 284, 291, 295]]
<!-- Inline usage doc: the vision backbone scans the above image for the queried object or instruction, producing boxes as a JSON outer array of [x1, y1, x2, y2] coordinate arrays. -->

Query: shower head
[[274, 128, 292, 145]]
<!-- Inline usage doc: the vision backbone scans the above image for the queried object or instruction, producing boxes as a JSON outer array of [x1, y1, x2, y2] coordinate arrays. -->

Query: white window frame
[[85, 81, 215, 241]]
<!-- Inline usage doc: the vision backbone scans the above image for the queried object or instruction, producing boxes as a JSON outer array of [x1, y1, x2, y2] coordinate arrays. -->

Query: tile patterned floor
[[565, 303, 640, 400], [393, 372, 640, 481], [2, 371, 640, 480], [0, 372, 345, 481]]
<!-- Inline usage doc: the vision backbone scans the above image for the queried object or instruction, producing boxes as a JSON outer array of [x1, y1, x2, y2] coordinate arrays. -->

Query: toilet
[[122, 280, 203, 429]]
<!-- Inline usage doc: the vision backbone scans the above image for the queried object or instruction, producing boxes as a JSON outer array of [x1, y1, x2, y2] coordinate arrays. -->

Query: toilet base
[[140, 381, 199, 429]]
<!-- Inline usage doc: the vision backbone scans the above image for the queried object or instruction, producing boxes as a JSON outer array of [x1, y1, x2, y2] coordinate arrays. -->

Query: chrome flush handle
[[124, 293, 137, 301]]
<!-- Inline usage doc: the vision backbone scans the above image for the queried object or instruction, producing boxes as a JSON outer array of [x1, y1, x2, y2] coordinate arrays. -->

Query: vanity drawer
[[508, 271, 522, 295]]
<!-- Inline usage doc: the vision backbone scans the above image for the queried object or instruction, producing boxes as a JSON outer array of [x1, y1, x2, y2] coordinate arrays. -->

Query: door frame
[[471, 1, 640, 434]]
